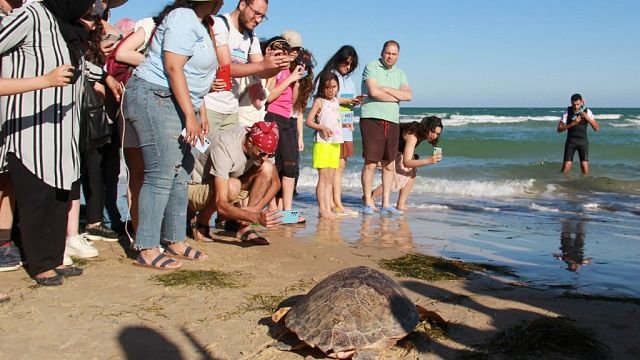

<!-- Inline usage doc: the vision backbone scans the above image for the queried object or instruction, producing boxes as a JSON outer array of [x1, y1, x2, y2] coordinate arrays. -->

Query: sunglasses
[[267, 39, 291, 53], [258, 151, 276, 158]]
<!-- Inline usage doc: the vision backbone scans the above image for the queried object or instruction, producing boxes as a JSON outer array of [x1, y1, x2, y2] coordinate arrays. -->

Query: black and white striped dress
[[0, 2, 82, 190]]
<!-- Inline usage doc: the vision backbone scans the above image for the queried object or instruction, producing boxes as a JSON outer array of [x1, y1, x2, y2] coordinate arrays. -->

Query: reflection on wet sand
[[358, 216, 413, 251], [554, 219, 592, 272], [315, 217, 345, 242]]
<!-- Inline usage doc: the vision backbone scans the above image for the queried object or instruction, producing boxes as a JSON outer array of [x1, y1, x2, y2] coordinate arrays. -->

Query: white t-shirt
[[203, 13, 262, 114], [134, 17, 155, 53]]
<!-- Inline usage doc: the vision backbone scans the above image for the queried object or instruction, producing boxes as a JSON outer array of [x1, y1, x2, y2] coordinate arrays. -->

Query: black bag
[[80, 79, 111, 151]]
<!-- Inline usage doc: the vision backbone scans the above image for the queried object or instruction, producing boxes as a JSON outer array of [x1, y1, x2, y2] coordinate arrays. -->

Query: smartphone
[[101, 33, 122, 43], [433, 147, 442, 156], [277, 210, 300, 224], [70, 68, 82, 84], [180, 129, 210, 153]]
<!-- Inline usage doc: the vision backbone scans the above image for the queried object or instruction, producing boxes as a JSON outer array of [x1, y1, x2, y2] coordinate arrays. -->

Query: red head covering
[[249, 121, 279, 153]]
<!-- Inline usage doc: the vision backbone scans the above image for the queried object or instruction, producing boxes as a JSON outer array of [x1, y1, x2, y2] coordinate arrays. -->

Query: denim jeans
[[124, 76, 194, 250]]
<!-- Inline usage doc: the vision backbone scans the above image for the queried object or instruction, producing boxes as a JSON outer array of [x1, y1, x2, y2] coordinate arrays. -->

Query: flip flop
[[133, 253, 181, 270], [239, 229, 270, 245], [164, 244, 207, 261]]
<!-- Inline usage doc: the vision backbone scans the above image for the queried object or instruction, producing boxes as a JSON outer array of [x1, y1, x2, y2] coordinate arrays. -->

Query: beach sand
[[1, 216, 639, 359]]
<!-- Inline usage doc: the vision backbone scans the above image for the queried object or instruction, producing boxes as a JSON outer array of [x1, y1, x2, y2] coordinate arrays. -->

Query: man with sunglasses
[[203, 0, 289, 131], [188, 122, 282, 244]]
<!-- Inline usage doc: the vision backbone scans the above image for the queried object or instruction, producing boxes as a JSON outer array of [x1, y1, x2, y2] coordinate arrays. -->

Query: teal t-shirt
[[360, 59, 408, 123]]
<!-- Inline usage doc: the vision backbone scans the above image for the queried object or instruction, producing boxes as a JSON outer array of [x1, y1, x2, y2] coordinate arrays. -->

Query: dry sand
[[1, 219, 639, 360]]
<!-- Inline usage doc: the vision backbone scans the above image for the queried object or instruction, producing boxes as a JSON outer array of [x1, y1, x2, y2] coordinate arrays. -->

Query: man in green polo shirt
[[359, 40, 412, 215]]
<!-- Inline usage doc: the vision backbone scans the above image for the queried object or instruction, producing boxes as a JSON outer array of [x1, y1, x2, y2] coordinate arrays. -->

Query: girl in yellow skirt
[[306, 72, 343, 219]]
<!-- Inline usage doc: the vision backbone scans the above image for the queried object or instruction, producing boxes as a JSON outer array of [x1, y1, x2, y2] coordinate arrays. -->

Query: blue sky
[[111, 0, 639, 107]]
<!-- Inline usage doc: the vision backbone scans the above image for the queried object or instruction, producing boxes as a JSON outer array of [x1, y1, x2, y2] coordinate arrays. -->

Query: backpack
[[104, 31, 135, 85], [80, 78, 111, 151], [215, 14, 255, 50], [105, 26, 157, 85]]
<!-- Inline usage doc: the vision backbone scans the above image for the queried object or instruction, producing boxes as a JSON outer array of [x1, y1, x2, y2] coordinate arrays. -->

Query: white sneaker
[[65, 234, 99, 258], [63, 251, 74, 266]]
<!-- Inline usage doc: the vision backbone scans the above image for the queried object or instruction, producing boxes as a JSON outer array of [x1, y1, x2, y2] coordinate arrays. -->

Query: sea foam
[[445, 115, 559, 126], [297, 168, 535, 198]]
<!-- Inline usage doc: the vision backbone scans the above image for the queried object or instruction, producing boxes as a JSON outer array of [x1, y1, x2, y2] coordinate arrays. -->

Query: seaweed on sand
[[379, 253, 515, 281], [152, 270, 247, 289], [459, 316, 610, 360]]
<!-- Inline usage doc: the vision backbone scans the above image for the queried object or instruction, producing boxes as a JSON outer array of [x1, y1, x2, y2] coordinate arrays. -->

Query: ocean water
[[292, 107, 640, 297]]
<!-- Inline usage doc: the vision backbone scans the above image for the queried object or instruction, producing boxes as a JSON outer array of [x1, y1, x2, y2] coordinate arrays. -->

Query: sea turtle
[[271, 266, 443, 359]]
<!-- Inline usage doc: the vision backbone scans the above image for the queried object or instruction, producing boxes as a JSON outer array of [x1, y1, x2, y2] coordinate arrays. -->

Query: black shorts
[[563, 139, 589, 162], [359, 118, 399, 162], [265, 112, 299, 171]]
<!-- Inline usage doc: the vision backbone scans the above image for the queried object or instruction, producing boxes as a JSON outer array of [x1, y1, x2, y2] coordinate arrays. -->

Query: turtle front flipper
[[351, 349, 381, 360]]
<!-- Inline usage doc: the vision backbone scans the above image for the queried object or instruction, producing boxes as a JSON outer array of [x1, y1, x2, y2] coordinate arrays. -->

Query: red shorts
[[340, 141, 354, 159]]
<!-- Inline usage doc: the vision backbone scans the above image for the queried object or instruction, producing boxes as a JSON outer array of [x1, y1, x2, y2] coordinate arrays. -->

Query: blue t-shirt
[[134, 8, 216, 109]]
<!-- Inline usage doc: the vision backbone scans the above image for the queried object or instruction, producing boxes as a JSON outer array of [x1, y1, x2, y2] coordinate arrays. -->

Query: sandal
[[164, 244, 208, 261], [133, 253, 181, 270], [238, 229, 270, 246], [190, 222, 214, 243], [335, 207, 359, 217], [222, 219, 244, 232]]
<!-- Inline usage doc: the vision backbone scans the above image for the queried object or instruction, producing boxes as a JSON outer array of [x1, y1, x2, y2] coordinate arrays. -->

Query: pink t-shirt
[[266, 69, 293, 118]]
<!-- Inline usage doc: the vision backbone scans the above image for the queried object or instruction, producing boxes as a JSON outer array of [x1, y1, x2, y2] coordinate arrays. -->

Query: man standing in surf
[[557, 93, 600, 174], [359, 40, 412, 215]]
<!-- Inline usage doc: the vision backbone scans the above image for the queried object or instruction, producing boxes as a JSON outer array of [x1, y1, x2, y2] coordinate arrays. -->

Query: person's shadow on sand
[[119, 326, 222, 359], [119, 326, 184, 360]]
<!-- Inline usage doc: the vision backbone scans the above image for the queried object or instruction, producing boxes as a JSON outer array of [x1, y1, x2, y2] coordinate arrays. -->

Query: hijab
[[42, 0, 94, 66]]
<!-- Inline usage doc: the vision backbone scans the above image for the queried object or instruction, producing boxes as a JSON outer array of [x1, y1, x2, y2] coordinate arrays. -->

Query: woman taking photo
[[372, 116, 444, 211], [124, 0, 222, 269]]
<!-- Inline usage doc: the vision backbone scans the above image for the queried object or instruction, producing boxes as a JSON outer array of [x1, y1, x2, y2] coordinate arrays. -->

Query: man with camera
[[557, 93, 600, 174], [187, 122, 282, 245], [203, 0, 289, 131]]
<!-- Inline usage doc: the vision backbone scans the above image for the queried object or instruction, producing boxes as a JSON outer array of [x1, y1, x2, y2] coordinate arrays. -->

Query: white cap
[[281, 30, 303, 48]]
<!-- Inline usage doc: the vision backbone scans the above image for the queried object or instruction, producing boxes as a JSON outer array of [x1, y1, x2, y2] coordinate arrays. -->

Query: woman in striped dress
[[0, 0, 96, 286]]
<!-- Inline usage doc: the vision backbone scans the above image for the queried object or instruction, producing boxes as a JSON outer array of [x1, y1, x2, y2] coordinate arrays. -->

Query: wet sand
[[1, 216, 639, 359]]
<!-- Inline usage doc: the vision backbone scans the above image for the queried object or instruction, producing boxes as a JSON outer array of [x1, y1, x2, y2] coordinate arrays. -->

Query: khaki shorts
[[188, 182, 213, 212], [206, 109, 239, 132], [187, 181, 250, 211]]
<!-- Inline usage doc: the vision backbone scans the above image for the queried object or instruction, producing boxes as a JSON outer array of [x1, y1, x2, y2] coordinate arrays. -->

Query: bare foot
[[34, 269, 58, 279], [319, 212, 337, 220]]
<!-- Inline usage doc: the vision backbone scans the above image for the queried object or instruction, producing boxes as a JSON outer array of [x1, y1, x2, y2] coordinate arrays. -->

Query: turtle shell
[[285, 266, 419, 355]]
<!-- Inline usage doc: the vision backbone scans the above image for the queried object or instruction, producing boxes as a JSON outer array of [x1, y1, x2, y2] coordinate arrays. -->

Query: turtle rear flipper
[[270, 330, 307, 352]]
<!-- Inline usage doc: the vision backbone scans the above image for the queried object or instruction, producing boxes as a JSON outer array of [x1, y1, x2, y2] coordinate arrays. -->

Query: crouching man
[[188, 121, 282, 244]]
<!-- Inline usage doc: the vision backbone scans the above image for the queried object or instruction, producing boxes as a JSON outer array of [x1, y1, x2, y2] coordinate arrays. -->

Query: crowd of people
[[0, 0, 447, 304]]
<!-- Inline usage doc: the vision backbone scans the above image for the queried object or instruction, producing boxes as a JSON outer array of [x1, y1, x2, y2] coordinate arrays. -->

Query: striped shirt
[[0, 2, 82, 190]]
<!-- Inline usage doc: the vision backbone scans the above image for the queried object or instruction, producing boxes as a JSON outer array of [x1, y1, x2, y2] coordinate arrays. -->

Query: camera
[[293, 49, 316, 69]]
